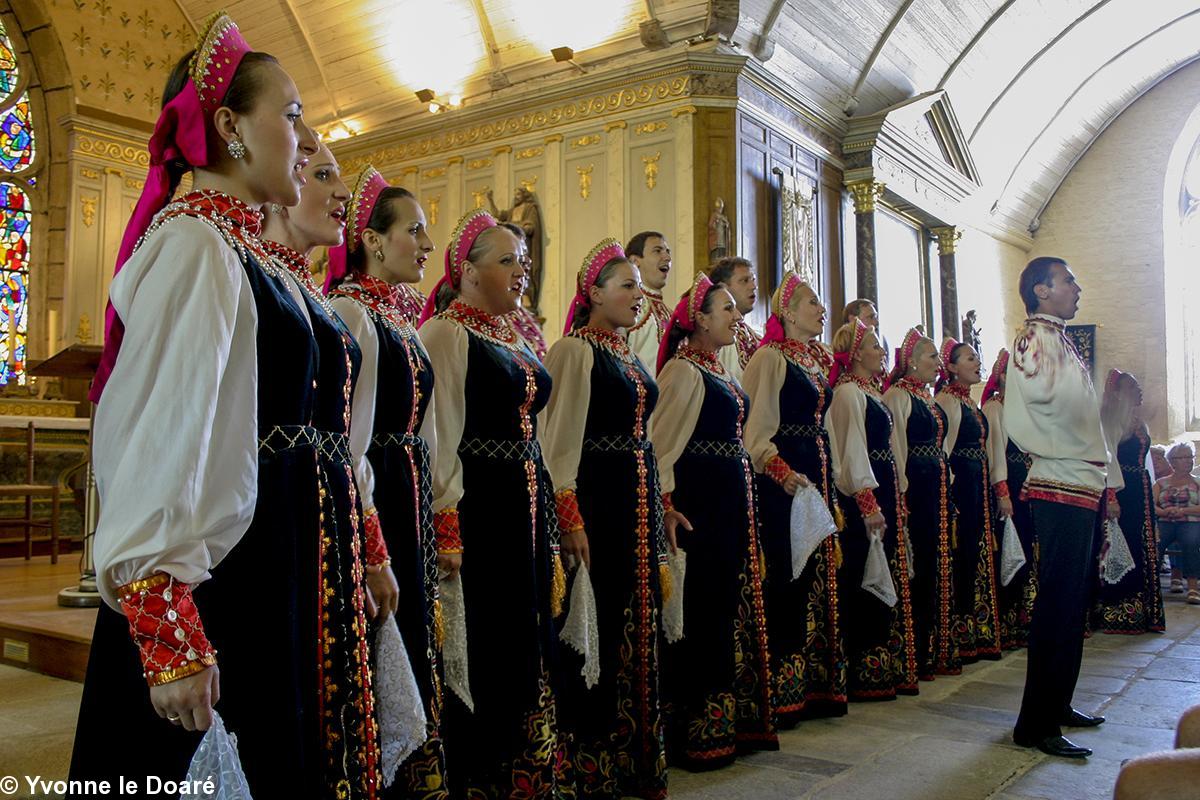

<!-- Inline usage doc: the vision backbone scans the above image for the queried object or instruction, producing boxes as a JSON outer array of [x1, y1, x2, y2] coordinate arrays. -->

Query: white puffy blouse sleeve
[[742, 347, 787, 473], [91, 216, 258, 610], [935, 393, 964, 458], [882, 387, 913, 493], [419, 317, 468, 514], [539, 337, 594, 494], [330, 297, 380, 513], [627, 310, 660, 375], [825, 382, 879, 497], [648, 358, 705, 496], [983, 398, 1008, 485]]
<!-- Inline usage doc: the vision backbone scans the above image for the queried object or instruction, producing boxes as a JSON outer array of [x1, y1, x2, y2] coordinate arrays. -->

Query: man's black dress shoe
[[1062, 709, 1105, 727], [1012, 733, 1093, 759]]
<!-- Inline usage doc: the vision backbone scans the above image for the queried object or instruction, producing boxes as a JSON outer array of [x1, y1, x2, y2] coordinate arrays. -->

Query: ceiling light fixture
[[416, 88, 464, 114], [551, 46, 586, 75]]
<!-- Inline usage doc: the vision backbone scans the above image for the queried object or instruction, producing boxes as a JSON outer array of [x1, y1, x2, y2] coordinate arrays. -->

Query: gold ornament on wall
[[76, 315, 92, 344], [519, 174, 540, 194], [515, 147, 544, 160], [467, 157, 493, 171], [471, 187, 491, 210], [428, 195, 441, 226], [422, 166, 447, 180], [80, 197, 96, 227], [570, 134, 601, 149], [642, 152, 661, 190], [634, 120, 668, 135], [576, 165, 594, 201]]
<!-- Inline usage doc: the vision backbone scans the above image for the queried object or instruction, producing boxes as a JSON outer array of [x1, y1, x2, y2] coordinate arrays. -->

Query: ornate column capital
[[847, 180, 886, 214], [932, 226, 962, 256]]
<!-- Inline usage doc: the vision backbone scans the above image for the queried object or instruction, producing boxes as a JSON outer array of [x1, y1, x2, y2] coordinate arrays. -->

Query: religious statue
[[488, 187, 545, 317], [962, 309, 982, 356], [707, 197, 730, 262]]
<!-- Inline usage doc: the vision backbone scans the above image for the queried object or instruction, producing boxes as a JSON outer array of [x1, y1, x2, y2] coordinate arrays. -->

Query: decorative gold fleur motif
[[634, 120, 668, 135], [471, 186, 490, 209], [466, 157, 492, 170], [570, 134, 600, 149], [118, 41, 136, 68], [71, 27, 91, 54], [576, 164, 593, 200], [428, 195, 440, 226], [422, 166, 447, 180], [519, 174, 539, 193], [515, 146, 543, 160], [80, 196, 96, 227], [98, 73, 115, 99], [92, 0, 112, 21], [137, 9, 153, 35], [642, 152, 661, 190]]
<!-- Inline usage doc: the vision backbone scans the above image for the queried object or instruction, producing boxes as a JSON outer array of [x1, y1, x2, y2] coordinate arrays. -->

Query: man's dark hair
[[626, 231, 665, 258], [708, 256, 752, 286], [1019, 257, 1068, 314], [842, 298, 875, 325]]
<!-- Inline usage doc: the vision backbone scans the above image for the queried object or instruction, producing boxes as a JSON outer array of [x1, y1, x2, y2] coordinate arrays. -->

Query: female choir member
[[501, 221, 549, 360], [541, 239, 669, 799], [70, 14, 383, 797], [325, 167, 451, 794], [650, 274, 777, 769], [1094, 370, 1165, 634], [827, 320, 919, 700], [742, 273, 847, 724], [982, 349, 1038, 649], [419, 210, 571, 796], [936, 340, 1002, 662], [883, 329, 960, 679]]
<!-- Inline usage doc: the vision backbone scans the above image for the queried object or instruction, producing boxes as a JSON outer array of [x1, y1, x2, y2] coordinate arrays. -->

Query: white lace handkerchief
[[439, 571, 474, 711], [560, 564, 600, 689], [1100, 518, 1135, 585], [182, 711, 252, 799], [375, 615, 428, 787], [662, 548, 687, 643], [998, 515, 1027, 587], [789, 485, 839, 580], [862, 530, 898, 607]]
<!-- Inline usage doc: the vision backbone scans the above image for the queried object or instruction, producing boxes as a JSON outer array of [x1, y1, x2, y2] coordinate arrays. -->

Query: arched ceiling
[[170, 0, 1200, 238]]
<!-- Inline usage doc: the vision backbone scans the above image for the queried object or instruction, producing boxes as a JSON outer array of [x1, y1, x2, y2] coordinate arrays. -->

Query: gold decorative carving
[[467, 157, 493, 170], [544, 134, 564, 144], [847, 180, 886, 214], [634, 120, 669, 135], [428, 196, 440, 226], [423, 166, 447, 180], [642, 152, 661, 191], [471, 186, 491, 209], [515, 147, 544, 160], [80, 197, 97, 228], [576, 165, 594, 201], [73, 132, 151, 169], [79, 167, 100, 180], [570, 134, 601, 149], [519, 175, 539, 193], [0, 400, 77, 419], [671, 104, 699, 117], [401, 165, 419, 175], [604, 120, 627, 132], [124, 177, 145, 190], [931, 226, 962, 256], [446, 156, 464, 166], [76, 314, 92, 344], [493, 145, 513, 155]]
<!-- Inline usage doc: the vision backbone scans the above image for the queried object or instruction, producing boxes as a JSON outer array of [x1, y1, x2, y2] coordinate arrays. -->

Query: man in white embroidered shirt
[[1005, 257, 1123, 759]]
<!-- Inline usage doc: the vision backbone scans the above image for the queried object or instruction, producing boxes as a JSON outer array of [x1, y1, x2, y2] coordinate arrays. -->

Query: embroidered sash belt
[[460, 437, 542, 462], [583, 435, 652, 453], [908, 444, 943, 460], [684, 439, 749, 460], [952, 447, 986, 461], [777, 423, 826, 439]]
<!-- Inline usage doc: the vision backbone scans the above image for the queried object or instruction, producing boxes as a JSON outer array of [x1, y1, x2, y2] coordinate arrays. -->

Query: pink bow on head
[[417, 209, 498, 326], [92, 12, 252, 403], [564, 238, 625, 335], [325, 166, 389, 292]]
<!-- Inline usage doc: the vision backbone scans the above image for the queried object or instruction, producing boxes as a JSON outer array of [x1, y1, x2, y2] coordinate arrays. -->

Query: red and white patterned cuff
[[117, 572, 217, 687], [1106, 487, 1118, 507], [662, 492, 674, 513], [555, 489, 585, 535], [854, 489, 880, 518], [434, 508, 463, 554], [764, 455, 794, 488], [363, 507, 390, 569], [993, 481, 1011, 499]]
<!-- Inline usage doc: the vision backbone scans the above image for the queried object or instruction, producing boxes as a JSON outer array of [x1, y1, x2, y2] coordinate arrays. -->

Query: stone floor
[[1, 594, 1197, 799]]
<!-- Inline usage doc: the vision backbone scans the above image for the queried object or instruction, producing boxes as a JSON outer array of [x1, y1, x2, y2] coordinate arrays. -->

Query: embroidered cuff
[[993, 481, 1011, 499], [554, 489, 585, 535], [117, 572, 217, 687], [764, 455, 795, 488], [854, 489, 880, 518], [662, 492, 674, 513], [363, 507, 390, 569], [434, 508, 463, 554], [1106, 488, 1118, 507]]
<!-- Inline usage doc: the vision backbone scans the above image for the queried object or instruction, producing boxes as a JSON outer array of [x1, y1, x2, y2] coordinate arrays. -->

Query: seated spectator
[[1154, 442, 1200, 603]]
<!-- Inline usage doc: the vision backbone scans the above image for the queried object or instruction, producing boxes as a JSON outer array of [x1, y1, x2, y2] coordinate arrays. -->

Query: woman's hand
[[150, 665, 219, 732], [365, 565, 400, 621], [1107, 499, 1122, 521], [438, 552, 462, 581], [865, 510, 887, 537], [561, 529, 590, 571], [782, 472, 812, 497], [996, 495, 1014, 519], [664, 509, 692, 553]]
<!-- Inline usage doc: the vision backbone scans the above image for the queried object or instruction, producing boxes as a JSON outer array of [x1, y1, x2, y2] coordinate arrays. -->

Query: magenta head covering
[[655, 273, 716, 375], [829, 318, 871, 385], [759, 272, 808, 348], [982, 348, 1009, 404], [325, 165, 388, 291], [563, 238, 626, 335], [417, 209, 498, 326], [92, 12, 253, 402]]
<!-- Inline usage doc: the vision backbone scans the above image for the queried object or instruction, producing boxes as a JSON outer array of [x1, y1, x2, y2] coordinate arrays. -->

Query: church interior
[[2, 0, 1200, 798]]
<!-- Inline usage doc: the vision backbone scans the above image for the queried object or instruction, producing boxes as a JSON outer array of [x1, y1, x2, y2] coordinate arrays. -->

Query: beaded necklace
[[571, 326, 638, 365]]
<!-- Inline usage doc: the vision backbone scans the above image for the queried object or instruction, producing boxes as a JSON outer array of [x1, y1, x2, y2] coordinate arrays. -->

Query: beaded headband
[[190, 12, 252, 115], [448, 209, 498, 286], [346, 166, 388, 253], [771, 272, 806, 317], [1105, 368, 1124, 396], [687, 273, 716, 327], [897, 327, 925, 374], [564, 238, 626, 335], [982, 348, 1009, 403], [849, 317, 871, 365]]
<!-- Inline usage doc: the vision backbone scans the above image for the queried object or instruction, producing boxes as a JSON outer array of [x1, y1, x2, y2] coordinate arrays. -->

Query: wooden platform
[[0, 556, 95, 682]]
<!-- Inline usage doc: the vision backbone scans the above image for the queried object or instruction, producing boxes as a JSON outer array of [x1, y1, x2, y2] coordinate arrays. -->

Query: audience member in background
[[1155, 442, 1200, 604]]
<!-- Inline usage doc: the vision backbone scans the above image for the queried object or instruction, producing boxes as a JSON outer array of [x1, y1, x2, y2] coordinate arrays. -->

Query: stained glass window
[[0, 93, 33, 172], [0, 182, 28, 384], [0, 18, 17, 107]]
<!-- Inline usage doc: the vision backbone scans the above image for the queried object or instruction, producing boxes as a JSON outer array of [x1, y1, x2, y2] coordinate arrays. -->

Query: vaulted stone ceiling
[[165, 0, 1200, 238]]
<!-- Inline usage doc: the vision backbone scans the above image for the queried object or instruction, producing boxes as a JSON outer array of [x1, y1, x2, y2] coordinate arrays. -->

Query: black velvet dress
[[71, 199, 379, 799], [660, 348, 777, 770], [330, 277, 448, 798], [834, 378, 919, 700], [754, 342, 847, 725], [552, 328, 668, 800]]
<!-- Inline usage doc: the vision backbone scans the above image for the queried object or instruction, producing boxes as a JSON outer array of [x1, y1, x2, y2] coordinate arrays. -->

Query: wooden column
[[932, 225, 962, 340], [846, 179, 885, 303]]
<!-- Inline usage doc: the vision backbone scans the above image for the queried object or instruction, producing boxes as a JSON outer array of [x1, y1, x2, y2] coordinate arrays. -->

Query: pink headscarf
[[758, 272, 808, 348], [829, 318, 870, 385], [883, 326, 926, 391], [325, 165, 389, 292], [417, 209, 498, 326], [981, 348, 1009, 404], [655, 273, 716, 375], [563, 238, 625, 335], [91, 13, 252, 402]]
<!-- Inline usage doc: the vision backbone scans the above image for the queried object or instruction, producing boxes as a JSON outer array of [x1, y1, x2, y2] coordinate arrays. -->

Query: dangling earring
[[269, 203, 284, 215], [227, 139, 247, 159], [374, 250, 385, 262]]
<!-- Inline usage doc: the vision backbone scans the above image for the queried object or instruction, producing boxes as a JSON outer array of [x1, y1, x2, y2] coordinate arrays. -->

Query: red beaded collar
[[676, 344, 731, 381], [895, 375, 934, 400], [571, 325, 636, 364], [330, 274, 415, 335], [941, 382, 974, 403], [179, 189, 263, 236], [440, 299, 523, 350], [837, 371, 882, 398]]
